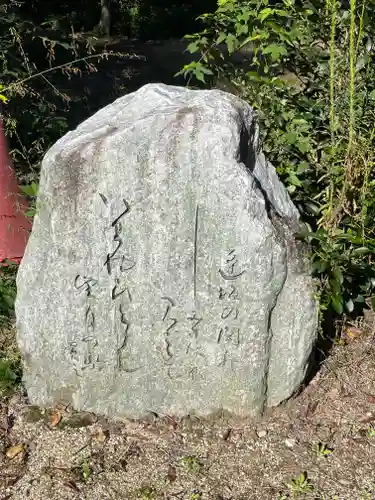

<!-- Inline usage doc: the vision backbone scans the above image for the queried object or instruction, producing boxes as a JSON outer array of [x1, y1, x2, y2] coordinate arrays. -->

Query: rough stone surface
[[15, 83, 318, 419]]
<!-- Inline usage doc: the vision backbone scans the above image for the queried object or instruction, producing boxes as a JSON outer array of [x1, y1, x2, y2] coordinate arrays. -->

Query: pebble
[[285, 438, 296, 448], [338, 478, 352, 487], [257, 429, 267, 438]]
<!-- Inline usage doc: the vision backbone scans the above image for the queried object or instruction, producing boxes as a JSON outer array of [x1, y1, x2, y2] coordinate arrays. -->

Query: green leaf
[[235, 22, 249, 36], [246, 71, 263, 82], [352, 247, 370, 256], [262, 43, 288, 62], [274, 9, 291, 17], [286, 131, 298, 144], [304, 201, 320, 215], [187, 41, 200, 54], [238, 9, 250, 23], [331, 295, 343, 315], [176, 61, 212, 83], [332, 268, 344, 285], [330, 277, 341, 295], [2, 295, 15, 308], [345, 299, 354, 313], [225, 34, 237, 54], [312, 260, 327, 273], [371, 296, 375, 311], [195, 70, 206, 83], [292, 118, 309, 126], [31, 182, 39, 195], [296, 139, 311, 154], [366, 37, 373, 52], [300, 230, 327, 242], [288, 171, 302, 187], [200, 66, 214, 76], [356, 53, 369, 71], [259, 8, 274, 22], [20, 185, 36, 197], [216, 32, 227, 45]]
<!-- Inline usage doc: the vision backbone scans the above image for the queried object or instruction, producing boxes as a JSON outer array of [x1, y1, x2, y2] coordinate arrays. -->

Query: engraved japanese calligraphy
[[216, 249, 244, 367], [100, 194, 139, 373], [16, 83, 318, 420]]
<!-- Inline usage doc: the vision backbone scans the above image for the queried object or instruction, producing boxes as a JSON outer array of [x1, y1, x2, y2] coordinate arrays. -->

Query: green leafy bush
[[0, 263, 17, 326], [0, 324, 22, 396], [112, 0, 217, 40], [0, 1, 70, 173], [0, 0, 117, 178], [179, 0, 375, 318], [0, 358, 21, 397]]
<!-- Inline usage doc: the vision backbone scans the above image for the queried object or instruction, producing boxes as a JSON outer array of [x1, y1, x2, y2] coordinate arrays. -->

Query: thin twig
[[1, 53, 117, 95]]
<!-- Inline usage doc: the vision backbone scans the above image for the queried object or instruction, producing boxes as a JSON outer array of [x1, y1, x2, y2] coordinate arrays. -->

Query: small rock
[[285, 438, 296, 448], [92, 427, 109, 443], [23, 406, 44, 423], [221, 428, 231, 441], [49, 409, 62, 427], [6, 443, 25, 459], [257, 429, 267, 438], [338, 478, 352, 487], [144, 411, 158, 423], [59, 412, 96, 429]]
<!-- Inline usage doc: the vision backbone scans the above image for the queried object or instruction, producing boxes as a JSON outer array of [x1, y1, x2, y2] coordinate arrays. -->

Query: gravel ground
[[1, 318, 375, 500]]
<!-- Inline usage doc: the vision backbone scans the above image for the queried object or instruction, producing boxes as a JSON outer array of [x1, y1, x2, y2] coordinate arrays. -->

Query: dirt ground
[[1, 318, 375, 500]]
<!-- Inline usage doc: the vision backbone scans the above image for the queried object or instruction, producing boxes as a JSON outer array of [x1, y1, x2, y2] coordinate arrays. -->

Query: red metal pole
[[0, 116, 32, 265]]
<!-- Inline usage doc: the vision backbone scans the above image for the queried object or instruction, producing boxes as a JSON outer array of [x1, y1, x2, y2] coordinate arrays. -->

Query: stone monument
[[15, 83, 318, 418]]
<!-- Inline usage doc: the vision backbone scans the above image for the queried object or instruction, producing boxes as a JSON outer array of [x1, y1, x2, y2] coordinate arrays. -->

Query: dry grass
[[1, 320, 375, 499]]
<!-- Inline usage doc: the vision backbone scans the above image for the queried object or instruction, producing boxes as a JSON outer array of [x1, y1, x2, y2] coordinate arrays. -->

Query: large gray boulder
[[15, 83, 318, 419]]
